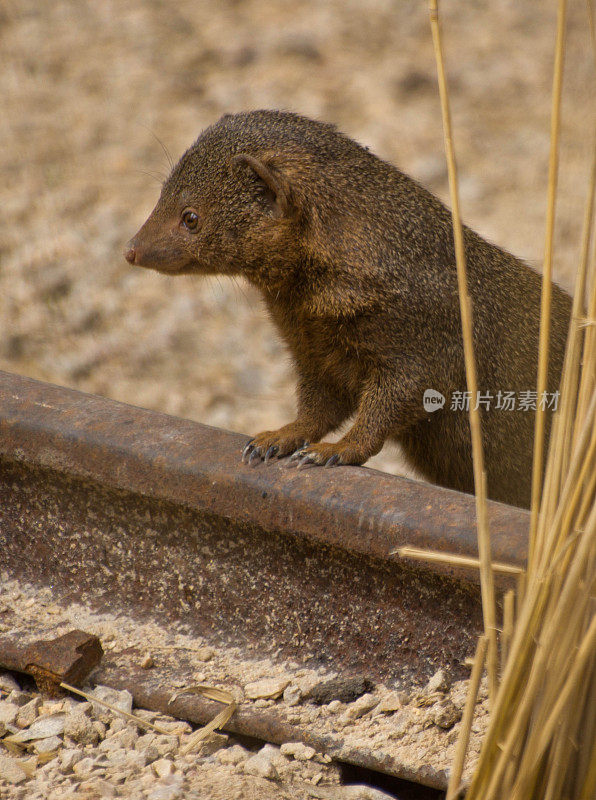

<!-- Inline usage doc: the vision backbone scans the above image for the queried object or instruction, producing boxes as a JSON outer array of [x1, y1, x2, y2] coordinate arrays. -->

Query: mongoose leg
[[290, 371, 421, 469], [242, 376, 353, 464]]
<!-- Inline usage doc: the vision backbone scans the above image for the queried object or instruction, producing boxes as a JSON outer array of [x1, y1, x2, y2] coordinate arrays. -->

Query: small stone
[[0, 673, 21, 693], [147, 780, 183, 800], [92, 720, 107, 740], [16, 696, 41, 728], [7, 690, 32, 707], [99, 737, 123, 753], [424, 669, 451, 695], [154, 734, 178, 757], [141, 653, 154, 669], [194, 732, 228, 756], [155, 720, 190, 735], [113, 727, 138, 748], [108, 718, 127, 736], [280, 742, 316, 761], [9, 712, 65, 741], [39, 699, 64, 715], [140, 773, 156, 789], [59, 749, 84, 773], [135, 732, 157, 750], [33, 735, 62, 753], [153, 757, 174, 778], [89, 686, 133, 717], [72, 756, 96, 778], [195, 646, 215, 662], [82, 778, 116, 798], [0, 701, 20, 726], [253, 698, 273, 708], [126, 750, 147, 771], [106, 770, 128, 784], [143, 745, 160, 764], [388, 710, 410, 739], [216, 744, 249, 765], [244, 753, 278, 780], [0, 754, 27, 784], [283, 685, 302, 706], [105, 748, 127, 767], [327, 700, 342, 713], [344, 693, 378, 720], [432, 699, 462, 729], [376, 692, 402, 714], [64, 711, 99, 745], [307, 677, 374, 705], [257, 743, 286, 766], [245, 677, 290, 700]]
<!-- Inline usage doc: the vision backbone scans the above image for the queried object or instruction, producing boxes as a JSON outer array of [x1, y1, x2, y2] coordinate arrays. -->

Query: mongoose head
[[124, 111, 332, 287]]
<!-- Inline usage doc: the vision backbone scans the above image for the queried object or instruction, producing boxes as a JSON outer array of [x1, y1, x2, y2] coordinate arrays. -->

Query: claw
[[297, 455, 316, 470], [242, 439, 255, 463], [289, 448, 306, 461], [325, 454, 341, 468], [249, 449, 262, 466], [264, 445, 278, 463]]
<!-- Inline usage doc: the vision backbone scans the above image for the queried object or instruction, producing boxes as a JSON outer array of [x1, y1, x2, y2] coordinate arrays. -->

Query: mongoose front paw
[[288, 441, 365, 470], [241, 427, 313, 466]]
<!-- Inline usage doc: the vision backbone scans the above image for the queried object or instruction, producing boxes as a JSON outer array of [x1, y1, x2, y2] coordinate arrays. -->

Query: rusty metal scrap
[[0, 630, 103, 696]]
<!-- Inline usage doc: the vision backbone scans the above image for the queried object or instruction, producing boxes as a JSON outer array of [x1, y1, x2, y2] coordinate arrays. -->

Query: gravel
[[0, 668, 343, 798], [0, 577, 491, 797]]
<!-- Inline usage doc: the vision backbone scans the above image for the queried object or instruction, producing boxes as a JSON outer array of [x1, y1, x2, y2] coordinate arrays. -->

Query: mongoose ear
[[232, 153, 291, 218]]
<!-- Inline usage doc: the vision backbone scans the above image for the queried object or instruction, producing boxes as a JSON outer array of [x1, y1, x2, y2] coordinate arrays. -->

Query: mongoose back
[[125, 110, 571, 509]]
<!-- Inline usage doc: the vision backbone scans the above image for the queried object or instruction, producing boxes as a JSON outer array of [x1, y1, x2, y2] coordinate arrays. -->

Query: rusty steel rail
[[0, 369, 529, 681], [0, 369, 529, 787]]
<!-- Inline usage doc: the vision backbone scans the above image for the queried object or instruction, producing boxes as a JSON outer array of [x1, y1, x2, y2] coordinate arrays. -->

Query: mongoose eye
[[181, 208, 200, 232]]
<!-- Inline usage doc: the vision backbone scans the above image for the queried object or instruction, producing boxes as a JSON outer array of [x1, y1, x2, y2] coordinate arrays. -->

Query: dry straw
[[427, 0, 596, 797], [428, 0, 498, 708]]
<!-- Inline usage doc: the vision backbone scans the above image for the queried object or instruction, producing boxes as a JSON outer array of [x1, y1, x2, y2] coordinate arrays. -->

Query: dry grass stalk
[[59, 681, 174, 736], [539, 127, 596, 549], [450, 0, 596, 794], [445, 635, 487, 800], [500, 590, 515, 675], [394, 545, 523, 576], [428, 0, 498, 707], [430, 1, 596, 795], [528, 0, 569, 572], [168, 684, 237, 755]]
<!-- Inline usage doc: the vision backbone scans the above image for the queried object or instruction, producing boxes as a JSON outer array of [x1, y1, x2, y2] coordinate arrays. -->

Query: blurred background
[[0, 0, 593, 476]]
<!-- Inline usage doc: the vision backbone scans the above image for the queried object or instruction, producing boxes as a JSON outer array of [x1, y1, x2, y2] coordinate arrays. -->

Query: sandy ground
[[0, 0, 593, 477]]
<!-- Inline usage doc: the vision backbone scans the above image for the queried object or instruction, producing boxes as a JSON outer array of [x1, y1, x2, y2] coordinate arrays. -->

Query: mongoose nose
[[124, 245, 137, 265]]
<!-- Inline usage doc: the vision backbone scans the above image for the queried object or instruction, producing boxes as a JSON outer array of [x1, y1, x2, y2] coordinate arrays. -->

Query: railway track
[[0, 370, 529, 794]]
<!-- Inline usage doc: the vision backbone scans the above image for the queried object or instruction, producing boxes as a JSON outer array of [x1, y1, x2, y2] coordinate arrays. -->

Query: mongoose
[[125, 110, 571, 509]]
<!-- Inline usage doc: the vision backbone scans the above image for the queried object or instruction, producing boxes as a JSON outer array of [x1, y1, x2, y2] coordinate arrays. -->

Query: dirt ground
[[0, 0, 593, 475]]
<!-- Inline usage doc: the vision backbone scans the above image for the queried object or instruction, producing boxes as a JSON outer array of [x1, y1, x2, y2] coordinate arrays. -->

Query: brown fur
[[126, 110, 571, 508]]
